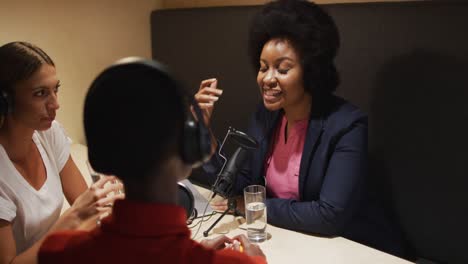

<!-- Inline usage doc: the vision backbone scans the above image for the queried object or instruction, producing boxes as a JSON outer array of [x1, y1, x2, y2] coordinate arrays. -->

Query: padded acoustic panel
[[151, 7, 260, 186], [151, 6, 259, 134], [151, 2, 468, 263], [330, 2, 468, 263]]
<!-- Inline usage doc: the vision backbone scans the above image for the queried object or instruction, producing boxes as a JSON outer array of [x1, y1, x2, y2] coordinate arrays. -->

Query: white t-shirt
[[0, 121, 70, 254]]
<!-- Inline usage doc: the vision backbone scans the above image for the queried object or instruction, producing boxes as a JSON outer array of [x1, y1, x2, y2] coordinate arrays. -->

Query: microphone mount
[[211, 126, 259, 199], [203, 126, 258, 237]]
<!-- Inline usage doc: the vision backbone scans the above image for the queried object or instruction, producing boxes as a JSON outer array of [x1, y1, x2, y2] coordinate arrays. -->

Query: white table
[[71, 144, 412, 264], [191, 186, 413, 264]]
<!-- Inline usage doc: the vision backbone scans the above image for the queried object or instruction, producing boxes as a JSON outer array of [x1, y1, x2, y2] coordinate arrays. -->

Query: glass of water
[[244, 185, 267, 242]]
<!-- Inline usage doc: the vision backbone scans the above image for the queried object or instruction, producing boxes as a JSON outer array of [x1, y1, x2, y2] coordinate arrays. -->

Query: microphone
[[203, 127, 258, 236], [211, 127, 259, 199], [212, 147, 249, 198], [228, 128, 259, 150]]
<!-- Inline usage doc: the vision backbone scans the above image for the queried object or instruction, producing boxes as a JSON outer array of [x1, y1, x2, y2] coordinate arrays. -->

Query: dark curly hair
[[248, 0, 340, 110]]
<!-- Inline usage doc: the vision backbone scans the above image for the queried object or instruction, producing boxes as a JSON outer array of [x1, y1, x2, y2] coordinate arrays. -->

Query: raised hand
[[194, 78, 223, 155], [195, 78, 223, 127]]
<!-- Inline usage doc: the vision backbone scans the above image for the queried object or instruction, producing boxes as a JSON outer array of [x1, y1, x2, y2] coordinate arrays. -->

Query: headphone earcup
[[180, 102, 212, 167], [197, 116, 212, 161], [181, 117, 201, 164], [177, 182, 196, 222]]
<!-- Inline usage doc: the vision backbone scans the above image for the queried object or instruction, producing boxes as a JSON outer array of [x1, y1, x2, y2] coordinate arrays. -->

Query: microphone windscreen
[[230, 129, 259, 150]]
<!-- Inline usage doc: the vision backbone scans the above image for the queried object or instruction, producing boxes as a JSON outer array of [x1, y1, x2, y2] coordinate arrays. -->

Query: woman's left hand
[[57, 176, 124, 230]]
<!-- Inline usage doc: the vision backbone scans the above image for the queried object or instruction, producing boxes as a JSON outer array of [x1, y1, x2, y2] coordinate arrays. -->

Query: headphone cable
[[191, 190, 215, 239]]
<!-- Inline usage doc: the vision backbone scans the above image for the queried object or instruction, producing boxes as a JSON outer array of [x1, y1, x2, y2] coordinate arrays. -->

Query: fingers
[[232, 234, 265, 257], [194, 88, 222, 109], [93, 180, 125, 209], [80, 178, 124, 212], [210, 199, 228, 212], [196, 79, 223, 100], [232, 239, 243, 252], [209, 79, 218, 89], [211, 235, 233, 249], [95, 180, 123, 198], [96, 206, 112, 214], [195, 94, 219, 103], [199, 87, 223, 96], [211, 205, 228, 211], [233, 234, 250, 245], [199, 78, 218, 90], [195, 78, 223, 128], [96, 193, 125, 207], [200, 235, 232, 250], [71, 176, 124, 223], [198, 103, 214, 110], [200, 78, 216, 86], [92, 175, 116, 189], [211, 199, 228, 206]]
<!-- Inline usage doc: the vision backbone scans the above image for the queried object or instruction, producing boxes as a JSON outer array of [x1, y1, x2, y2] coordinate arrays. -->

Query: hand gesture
[[194, 78, 223, 127], [194, 78, 223, 155], [233, 234, 266, 258], [200, 235, 233, 250], [56, 176, 124, 230]]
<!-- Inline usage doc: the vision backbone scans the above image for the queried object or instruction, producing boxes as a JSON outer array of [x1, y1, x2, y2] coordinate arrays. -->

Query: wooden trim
[[161, 0, 418, 9]]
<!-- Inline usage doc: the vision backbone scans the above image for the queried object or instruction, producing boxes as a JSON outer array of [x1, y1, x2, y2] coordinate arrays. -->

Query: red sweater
[[39, 200, 266, 264]]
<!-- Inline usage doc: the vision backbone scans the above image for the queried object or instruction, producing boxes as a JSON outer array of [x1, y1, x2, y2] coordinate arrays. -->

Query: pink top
[[265, 114, 308, 200]]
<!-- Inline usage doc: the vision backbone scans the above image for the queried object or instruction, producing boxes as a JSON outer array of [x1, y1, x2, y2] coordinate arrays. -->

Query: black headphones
[[177, 182, 198, 223], [89, 57, 212, 168], [182, 91, 212, 167]]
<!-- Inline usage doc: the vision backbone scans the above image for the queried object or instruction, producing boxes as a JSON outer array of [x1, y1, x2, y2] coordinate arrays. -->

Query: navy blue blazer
[[204, 96, 403, 255]]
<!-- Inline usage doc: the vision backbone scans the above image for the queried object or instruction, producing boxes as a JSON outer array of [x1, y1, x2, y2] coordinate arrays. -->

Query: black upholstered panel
[[151, 2, 468, 263], [151, 6, 259, 135]]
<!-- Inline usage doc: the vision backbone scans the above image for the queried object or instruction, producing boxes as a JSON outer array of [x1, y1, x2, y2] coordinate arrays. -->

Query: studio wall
[[0, 0, 162, 144]]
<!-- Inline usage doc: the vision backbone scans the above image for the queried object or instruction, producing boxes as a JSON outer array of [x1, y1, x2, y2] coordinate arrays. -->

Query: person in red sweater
[[38, 58, 267, 264]]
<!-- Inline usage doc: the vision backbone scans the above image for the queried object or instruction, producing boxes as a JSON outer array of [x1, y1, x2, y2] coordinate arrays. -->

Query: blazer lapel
[[299, 117, 324, 199], [255, 109, 281, 185]]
